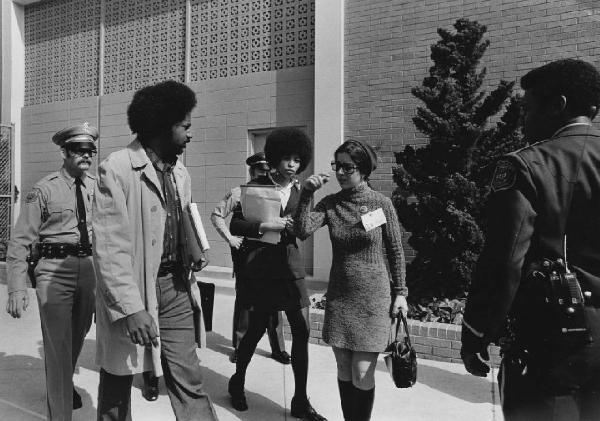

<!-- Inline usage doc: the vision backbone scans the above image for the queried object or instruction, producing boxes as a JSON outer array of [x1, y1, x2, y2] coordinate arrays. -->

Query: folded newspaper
[[188, 203, 210, 251], [182, 203, 210, 271], [240, 184, 281, 245]]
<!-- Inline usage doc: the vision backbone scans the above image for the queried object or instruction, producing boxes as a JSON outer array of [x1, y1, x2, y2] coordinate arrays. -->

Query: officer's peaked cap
[[246, 151, 270, 170], [52, 122, 99, 148]]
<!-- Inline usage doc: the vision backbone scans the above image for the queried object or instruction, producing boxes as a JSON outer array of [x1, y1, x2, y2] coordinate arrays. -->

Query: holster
[[507, 259, 592, 364], [26, 243, 40, 288]]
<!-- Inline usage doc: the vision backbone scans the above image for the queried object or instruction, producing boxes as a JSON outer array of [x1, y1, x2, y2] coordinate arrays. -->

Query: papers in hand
[[188, 203, 210, 251], [241, 185, 281, 245], [182, 203, 210, 271]]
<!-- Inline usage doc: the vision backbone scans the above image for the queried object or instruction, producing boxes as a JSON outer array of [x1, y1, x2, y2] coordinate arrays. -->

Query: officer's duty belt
[[37, 243, 92, 258]]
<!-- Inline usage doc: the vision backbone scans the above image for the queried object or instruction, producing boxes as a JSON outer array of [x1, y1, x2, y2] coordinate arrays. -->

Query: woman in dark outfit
[[228, 127, 326, 421]]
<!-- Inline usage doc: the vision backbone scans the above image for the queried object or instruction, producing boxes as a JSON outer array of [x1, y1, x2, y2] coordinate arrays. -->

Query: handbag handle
[[390, 313, 412, 348]]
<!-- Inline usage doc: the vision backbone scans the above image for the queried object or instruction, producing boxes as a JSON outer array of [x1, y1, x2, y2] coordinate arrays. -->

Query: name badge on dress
[[361, 208, 386, 231]]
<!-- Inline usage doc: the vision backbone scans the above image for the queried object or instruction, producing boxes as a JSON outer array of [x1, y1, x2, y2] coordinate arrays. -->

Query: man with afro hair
[[462, 59, 600, 420], [93, 80, 218, 420]]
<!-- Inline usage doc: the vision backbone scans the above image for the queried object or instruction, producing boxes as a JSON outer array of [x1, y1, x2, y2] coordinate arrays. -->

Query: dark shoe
[[229, 350, 238, 363], [228, 373, 248, 411], [290, 396, 327, 421], [73, 388, 82, 410], [142, 372, 159, 402], [271, 350, 291, 365]]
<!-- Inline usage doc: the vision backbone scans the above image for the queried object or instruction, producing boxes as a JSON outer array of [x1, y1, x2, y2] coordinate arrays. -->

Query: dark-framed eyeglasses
[[68, 147, 97, 157], [331, 161, 359, 174]]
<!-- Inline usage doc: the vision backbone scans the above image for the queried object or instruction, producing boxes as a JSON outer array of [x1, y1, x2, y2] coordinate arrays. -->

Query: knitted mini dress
[[295, 182, 407, 352]]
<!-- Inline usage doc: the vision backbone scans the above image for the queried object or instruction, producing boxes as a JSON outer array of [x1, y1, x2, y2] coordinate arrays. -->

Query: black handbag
[[384, 313, 417, 388]]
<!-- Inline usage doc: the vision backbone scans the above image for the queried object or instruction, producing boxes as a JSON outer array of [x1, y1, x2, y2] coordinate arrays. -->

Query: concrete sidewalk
[[0, 277, 502, 421]]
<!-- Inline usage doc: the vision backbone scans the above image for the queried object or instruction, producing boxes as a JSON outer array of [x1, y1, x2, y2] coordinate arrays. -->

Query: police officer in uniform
[[461, 59, 600, 420], [211, 151, 290, 365], [6, 123, 98, 420]]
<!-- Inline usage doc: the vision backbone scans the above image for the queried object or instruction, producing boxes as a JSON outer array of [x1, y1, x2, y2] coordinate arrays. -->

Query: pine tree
[[392, 19, 525, 301]]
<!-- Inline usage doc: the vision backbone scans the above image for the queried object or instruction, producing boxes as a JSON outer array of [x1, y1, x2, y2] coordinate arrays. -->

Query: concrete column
[[312, 0, 344, 281], [0, 1, 11, 124], [2, 0, 25, 218]]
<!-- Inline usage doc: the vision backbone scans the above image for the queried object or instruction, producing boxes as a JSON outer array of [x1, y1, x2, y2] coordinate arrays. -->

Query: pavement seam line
[[283, 362, 288, 421], [491, 365, 497, 421], [0, 397, 46, 419]]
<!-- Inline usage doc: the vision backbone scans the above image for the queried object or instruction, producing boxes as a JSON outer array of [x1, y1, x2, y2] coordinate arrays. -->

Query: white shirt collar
[[551, 122, 593, 139]]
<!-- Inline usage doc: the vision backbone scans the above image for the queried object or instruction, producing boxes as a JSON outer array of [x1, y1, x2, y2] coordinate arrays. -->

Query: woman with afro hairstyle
[[227, 127, 327, 421]]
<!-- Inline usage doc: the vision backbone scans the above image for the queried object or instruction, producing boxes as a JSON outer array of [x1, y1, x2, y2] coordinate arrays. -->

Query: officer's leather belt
[[38, 243, 92, 258], [157, 261, 178, 277]]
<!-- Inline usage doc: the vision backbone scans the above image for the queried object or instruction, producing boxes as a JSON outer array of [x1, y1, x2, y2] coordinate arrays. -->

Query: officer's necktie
[[75, 178, 90, 247]]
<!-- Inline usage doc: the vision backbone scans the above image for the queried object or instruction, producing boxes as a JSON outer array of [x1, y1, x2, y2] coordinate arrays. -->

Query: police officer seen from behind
[[461, 59, 600, 420], [6, 123, 98, 420]]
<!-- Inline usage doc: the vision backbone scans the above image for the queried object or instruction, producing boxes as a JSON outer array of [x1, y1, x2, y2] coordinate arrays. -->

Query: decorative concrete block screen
[[24, 0, 315, 105], [190, 0, 315, 81], [104, 0, 187, 94], [24, 0, 101, 105]]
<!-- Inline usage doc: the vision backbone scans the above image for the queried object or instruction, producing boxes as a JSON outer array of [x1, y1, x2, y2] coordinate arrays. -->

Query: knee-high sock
[[338, 379, 355, 421], [353, 387, 375, 421]]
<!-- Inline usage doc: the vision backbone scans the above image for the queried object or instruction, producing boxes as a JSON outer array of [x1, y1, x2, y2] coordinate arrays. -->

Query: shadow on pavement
[[206, 331, 234, 359], [205, 330, 285, 363], [0, 327, 288, 420], [375, 358, 494, 404], [80, 333, 289, 419], [0, 350, 46, 417], [201, 363, 288, 421], [0, 345, 96, 421], [214, 284, 235, 297]]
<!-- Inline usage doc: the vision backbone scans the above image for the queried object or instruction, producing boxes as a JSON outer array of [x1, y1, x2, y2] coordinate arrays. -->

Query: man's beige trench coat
[[92, 139, 205, 376]]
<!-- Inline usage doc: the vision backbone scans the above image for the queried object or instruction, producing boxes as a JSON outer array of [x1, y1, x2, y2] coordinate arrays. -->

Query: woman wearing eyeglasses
[[294, 139, 408, 421]]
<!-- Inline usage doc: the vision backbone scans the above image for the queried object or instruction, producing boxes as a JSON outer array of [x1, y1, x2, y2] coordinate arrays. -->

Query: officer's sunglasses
[[331, 161, 359, 175], [68, 147, 97, 157]]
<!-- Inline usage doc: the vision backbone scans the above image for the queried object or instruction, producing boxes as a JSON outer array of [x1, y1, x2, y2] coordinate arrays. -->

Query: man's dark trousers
[[97, 273, 217, 421], [499, 350, 600, 420]]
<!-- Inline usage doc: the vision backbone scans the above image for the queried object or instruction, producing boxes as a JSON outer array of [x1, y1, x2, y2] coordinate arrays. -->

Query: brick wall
[[345, 0, 600, 200], [284, 309, 502, 367]]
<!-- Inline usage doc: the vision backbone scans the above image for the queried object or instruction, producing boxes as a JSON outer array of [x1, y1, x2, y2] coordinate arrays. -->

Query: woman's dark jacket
[[230, 175, 309, 311]]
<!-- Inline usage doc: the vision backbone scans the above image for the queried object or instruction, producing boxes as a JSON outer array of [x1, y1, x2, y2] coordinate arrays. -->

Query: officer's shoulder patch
[[25, 189, 39, 203], [41, 172, 59, 182], [490, 160, 517, 192]]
